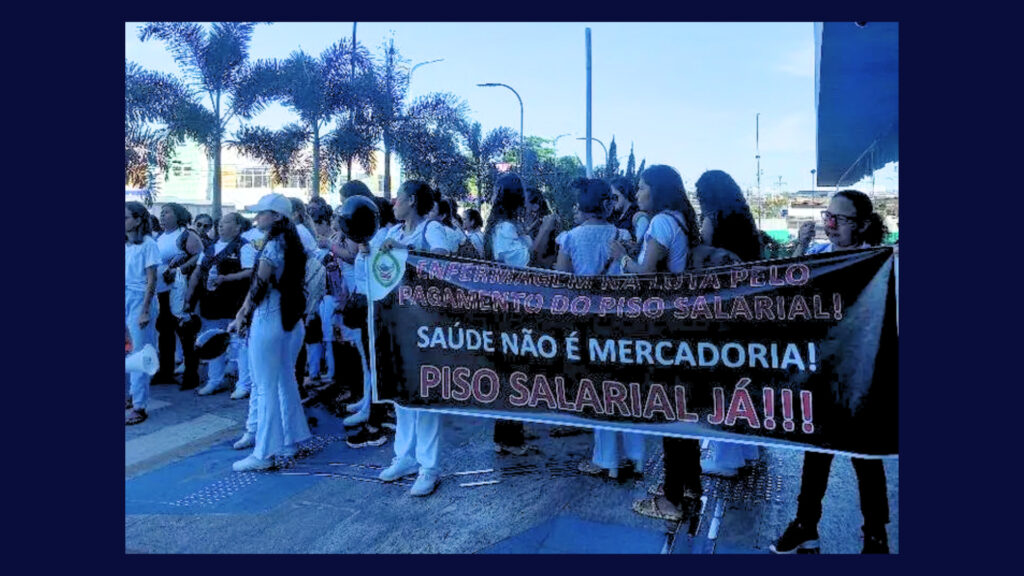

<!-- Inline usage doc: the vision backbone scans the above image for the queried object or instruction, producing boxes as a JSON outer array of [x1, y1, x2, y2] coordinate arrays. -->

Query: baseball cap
[[249, 193, 292, 218]]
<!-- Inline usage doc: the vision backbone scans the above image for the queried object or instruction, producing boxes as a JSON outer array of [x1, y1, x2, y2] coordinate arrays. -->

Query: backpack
[[304, 253, 327, 317]]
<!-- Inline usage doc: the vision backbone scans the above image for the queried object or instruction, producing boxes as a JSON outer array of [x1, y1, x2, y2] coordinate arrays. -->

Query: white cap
[[250, 193, 292, 219]]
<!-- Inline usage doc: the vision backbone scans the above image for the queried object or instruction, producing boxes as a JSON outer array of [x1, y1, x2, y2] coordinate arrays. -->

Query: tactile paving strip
[[168, 434, 345, 508]]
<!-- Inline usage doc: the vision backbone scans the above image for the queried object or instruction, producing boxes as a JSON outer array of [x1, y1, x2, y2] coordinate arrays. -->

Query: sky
[[125, 22, 897, 195]]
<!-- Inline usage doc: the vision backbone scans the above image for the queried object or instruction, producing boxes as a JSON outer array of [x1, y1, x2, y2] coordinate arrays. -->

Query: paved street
[[125, 378, 899, 554]]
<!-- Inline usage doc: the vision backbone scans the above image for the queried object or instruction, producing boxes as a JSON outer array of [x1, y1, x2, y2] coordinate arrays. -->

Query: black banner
[[371, 247, 898, 458]]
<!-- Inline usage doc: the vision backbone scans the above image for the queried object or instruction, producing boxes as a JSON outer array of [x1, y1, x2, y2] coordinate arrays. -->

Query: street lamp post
[[478, 83, 524, 172], [410, 58, 444, 84], [577, 137, 607, 170], [552, 133, 571, 156]]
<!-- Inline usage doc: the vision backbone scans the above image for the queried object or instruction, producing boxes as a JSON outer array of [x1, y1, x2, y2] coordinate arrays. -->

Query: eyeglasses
[[821, 211, 859, 227]]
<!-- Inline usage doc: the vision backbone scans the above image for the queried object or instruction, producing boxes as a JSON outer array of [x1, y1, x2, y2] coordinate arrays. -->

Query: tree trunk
[[346, 159, 353, 182], [383, 140, 392, 200], [312, 129, 321, 199], [212, 139, 222, 221]]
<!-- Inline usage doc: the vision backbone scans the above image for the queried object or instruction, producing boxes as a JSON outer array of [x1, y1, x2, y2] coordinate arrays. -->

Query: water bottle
[[207, 265, 218, 291]]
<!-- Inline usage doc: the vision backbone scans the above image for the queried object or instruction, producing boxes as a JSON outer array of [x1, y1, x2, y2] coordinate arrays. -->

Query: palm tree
[[392, 93, 471, 198], [126, 59, 218, 205], [233, 40, 374, 199], [138, 22, 262, 220], [368, 38, 410, 200], [232, 123, 310, 187], [463, 121, 518, 207]]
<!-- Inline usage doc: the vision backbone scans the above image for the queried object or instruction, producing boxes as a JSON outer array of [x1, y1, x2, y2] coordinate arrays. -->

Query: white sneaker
[[233, 432, 255, 450], [230, 387, 250, 400], [346, 400, 366, 414], [379, 458, 419, 482], [197, 380, 227, 396], [343, 410, 369, 427], [410, 469, 439, 496], [700, 458, 739, 478], [232, 454, 273, 472]]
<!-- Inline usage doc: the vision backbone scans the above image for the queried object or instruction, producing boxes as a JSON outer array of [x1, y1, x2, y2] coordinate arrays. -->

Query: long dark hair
[[695, 170, 762, 262], [835, 189, 888, 246], [260, 216, 307, 331], [126, 201, 152, 243], [641, 165, 700, 249], [609, 176, 639, 230], [373, 197, 397, 228], [483, 173, 525, 260]]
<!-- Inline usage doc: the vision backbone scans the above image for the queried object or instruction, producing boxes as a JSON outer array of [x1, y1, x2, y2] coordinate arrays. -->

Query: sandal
[[632, 495, 683, 522], [125, 408, 147, 426], [125, 397, 133, 411], [578, 460, 605, 475]]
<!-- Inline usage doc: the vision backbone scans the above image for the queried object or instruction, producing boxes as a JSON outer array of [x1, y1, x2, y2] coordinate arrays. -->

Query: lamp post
[[810, 168, 816, 191], [577, 137, 607, 171], [478, 83, 524, 172], [410, 58, 444, 84], [552, 133, 571, 156]]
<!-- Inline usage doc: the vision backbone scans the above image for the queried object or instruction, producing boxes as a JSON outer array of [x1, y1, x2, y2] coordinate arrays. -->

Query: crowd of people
[[125, 165, 893, 553]]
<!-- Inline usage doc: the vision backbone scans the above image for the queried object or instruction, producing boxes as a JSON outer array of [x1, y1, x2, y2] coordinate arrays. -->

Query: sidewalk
[[125, 384, 899, 554]]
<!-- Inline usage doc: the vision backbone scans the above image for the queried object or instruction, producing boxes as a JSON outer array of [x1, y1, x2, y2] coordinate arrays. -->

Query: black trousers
[[796, 451, 890, 529], [155, 291, 198, 386], [661, 437, 703, 507], [493, 420, 524, 447]]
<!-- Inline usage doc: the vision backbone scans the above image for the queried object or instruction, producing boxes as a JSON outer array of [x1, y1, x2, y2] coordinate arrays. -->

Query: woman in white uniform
[[376, 180, 448, 496], [461, 208, 485, 258], [555, 178, 645, 479], [125, 202, 161, 425], [183, 212, 257, 397], [228, 193, 311, 472]]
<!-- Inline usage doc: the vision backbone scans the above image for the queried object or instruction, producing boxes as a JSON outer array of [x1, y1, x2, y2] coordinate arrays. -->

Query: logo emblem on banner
[[369, 247, 406, 301]]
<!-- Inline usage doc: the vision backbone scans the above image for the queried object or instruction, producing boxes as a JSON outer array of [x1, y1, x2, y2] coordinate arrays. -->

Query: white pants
[[249, 307, 311, 459], [392, 406, 441, 473], [591, 429, 646, 470], [125, 290, 158, 410], [707, 440, 759, 469]]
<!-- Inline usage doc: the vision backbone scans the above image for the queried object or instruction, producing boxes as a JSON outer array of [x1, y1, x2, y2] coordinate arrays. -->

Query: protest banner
[[369, 247, 898, 458]]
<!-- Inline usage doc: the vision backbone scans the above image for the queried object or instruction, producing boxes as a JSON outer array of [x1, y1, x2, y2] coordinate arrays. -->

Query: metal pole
[[576, 137, 606, 168], [586, 28, 593, 178], [476, 83, 524, 172], [756, 113, 761, 228]]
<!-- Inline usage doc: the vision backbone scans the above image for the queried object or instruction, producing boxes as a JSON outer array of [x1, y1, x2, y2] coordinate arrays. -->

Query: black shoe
[[861, 526, 889, 554], [179, 376, 200, 391], [151, 372, 177, 385], [770, 519, 820, 554], [346, 426, 388, 449]]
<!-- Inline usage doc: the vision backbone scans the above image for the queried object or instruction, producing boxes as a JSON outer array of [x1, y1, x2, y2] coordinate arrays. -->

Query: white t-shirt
[[634, 213, 651, 243], [196, 239, 257, 270], [467, 230, 485, 256], [492, 221, 530, 267], [297, 224, 318, 254], [638, 212, 690, 274], [155, 228, 187, 293], [242, 228, 267, 251], [442, 224, 467, 254], [386, 220, 447, 253], [125, 237, 161, 293]]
